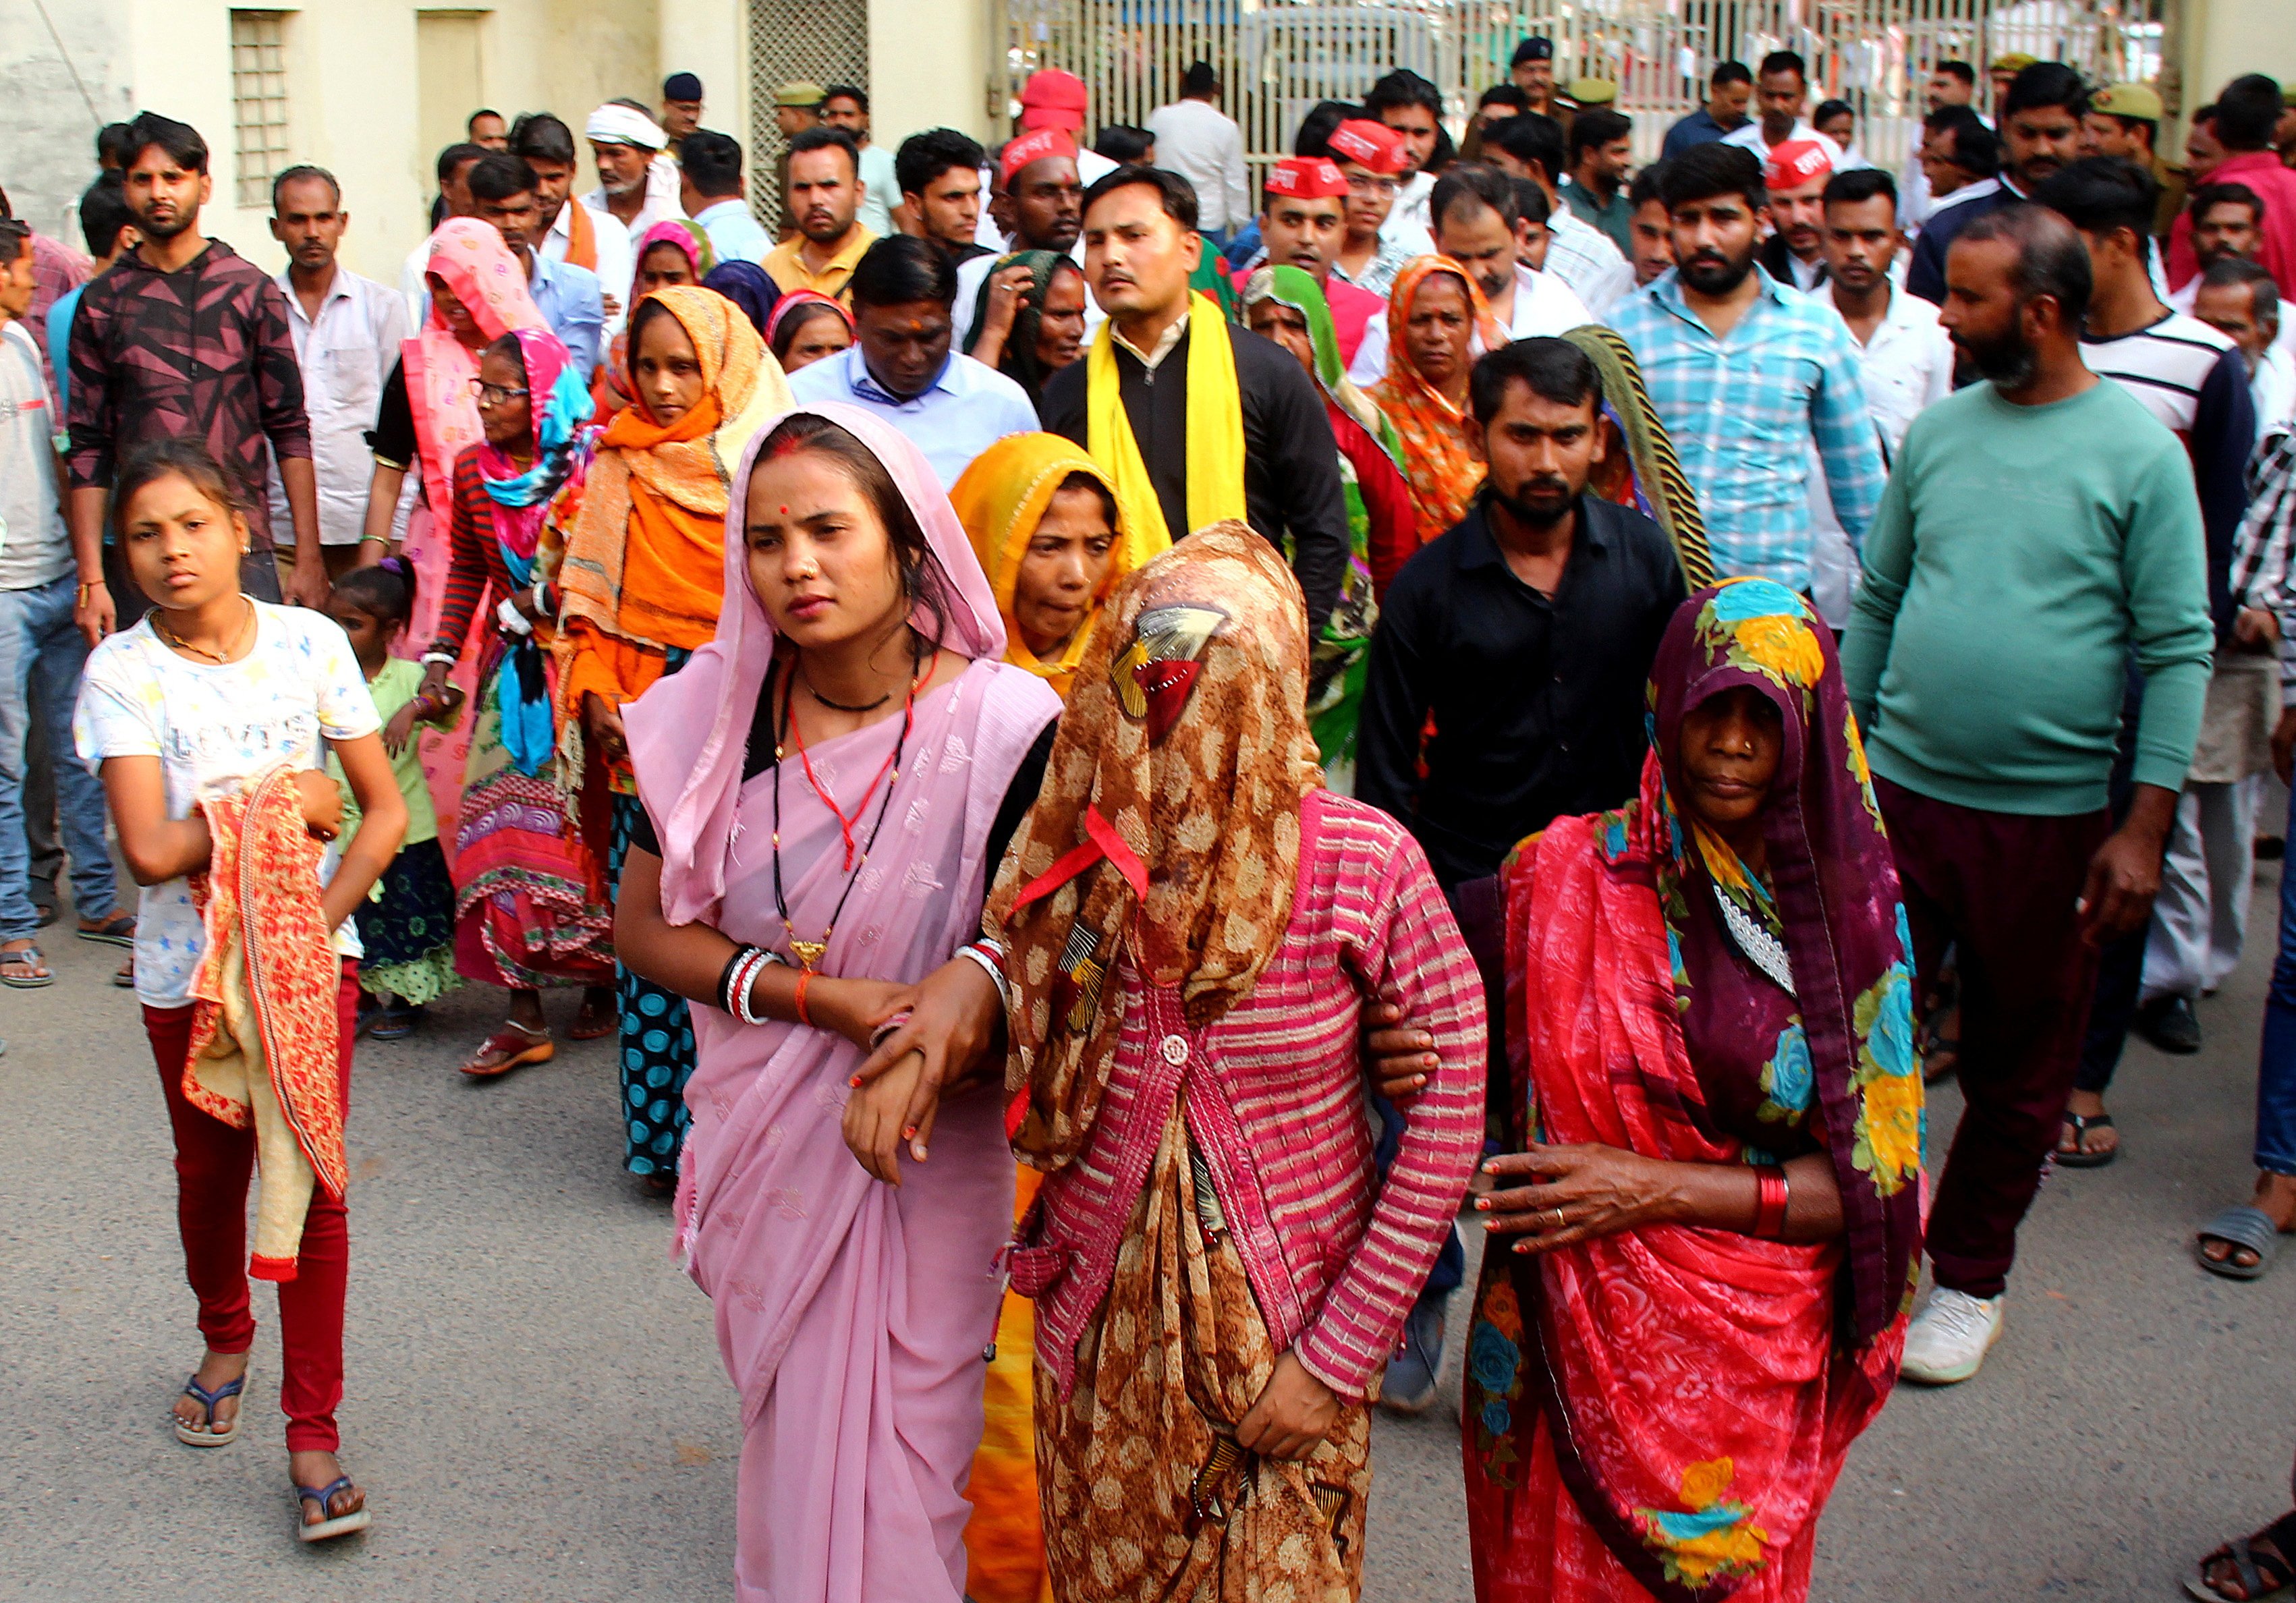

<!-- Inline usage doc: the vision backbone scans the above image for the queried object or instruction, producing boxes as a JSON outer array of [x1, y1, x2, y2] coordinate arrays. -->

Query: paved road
[[5, 866, 2293, 1600]]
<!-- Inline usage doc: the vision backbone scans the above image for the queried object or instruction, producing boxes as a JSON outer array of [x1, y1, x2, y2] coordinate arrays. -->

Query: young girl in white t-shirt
[[74, 439, 407, 1544]]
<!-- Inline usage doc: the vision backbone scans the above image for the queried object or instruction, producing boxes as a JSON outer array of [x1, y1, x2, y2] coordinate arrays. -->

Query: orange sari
[[1367, 255, 1503, 558]]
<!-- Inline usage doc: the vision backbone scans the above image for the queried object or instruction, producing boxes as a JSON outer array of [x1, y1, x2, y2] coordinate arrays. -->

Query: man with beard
[[1907, 61, 2088, 303], [787, 236, 1038, 488], [1759, 137, 1836, 290], [895, 128, 992, 266], [1805, 166, 1952, 627], [580, 102, 684, 244], [515, 113, 632, 334], [1484, 111, 1634, 314], [1347, 162, 1589, 384], [1354, 336, 1684, 1406], [1237, 157, 1384, 365], [265, 167, 407, 584], [2169, 76, 2296, 296], [1366, 69, 1452, 241], [1359, 335, 1683, 888], [2033, 157, 2253, 1113], [1609, 143, 1882, 590], [65, 112, 323, 617], [952, 128, 1086, 349], [1561, 109, 1636, 254], [762, 126, 876, 306], [1510, 36, 1559, 119], [1039, 165, 1350, 623], [1843, 204, 2212, 1385]]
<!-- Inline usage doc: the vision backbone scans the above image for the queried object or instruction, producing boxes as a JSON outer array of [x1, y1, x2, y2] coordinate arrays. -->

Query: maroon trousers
[[144, 960, 357, 1453], [1874, 777, 2112, 1300]]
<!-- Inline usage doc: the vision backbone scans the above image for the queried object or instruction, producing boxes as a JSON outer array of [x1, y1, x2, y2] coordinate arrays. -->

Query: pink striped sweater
[[1017, 788, 1487, 1401]]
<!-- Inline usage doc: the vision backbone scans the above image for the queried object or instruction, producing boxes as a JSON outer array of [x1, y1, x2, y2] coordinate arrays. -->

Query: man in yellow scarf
[[1038, 165, 1353, 626]]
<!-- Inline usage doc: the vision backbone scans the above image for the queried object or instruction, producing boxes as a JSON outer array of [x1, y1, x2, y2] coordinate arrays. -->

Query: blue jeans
[[0, 573, 115, 938], [2255, 779, 2296, 1175]]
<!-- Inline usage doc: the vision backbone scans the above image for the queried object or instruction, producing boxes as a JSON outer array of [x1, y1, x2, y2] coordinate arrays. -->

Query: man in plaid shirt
[[1608, 142, 1884, 591]]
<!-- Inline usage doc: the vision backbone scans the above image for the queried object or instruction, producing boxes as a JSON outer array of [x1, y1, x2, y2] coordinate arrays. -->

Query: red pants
[[1875, 778, 2111, 1300], [144, 959, 356, 1453]]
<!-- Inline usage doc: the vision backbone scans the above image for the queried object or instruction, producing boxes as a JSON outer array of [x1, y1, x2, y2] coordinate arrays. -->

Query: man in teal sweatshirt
[[1842, 203, 2212, 1386]]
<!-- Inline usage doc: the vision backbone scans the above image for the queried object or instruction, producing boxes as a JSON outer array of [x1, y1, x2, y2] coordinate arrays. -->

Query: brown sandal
[[461, 1023, 555, 1078], [567, 992, 616, 1040]]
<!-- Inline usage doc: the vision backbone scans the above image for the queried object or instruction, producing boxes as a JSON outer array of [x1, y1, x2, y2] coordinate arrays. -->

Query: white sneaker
[[1898, 1288, 2005, 1385]]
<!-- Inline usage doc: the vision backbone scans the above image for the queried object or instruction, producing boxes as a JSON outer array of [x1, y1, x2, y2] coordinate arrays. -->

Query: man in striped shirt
[[2036, 157, 2257, 1148], [1608, 143, 1884, 592]]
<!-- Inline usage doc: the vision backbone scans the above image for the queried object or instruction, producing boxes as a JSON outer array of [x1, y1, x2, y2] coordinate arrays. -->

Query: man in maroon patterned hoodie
[[65, 112, 323, 634]]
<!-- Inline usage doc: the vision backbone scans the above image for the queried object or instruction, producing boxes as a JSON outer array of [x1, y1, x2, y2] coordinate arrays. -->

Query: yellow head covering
[[950, 432, 1150, 700]]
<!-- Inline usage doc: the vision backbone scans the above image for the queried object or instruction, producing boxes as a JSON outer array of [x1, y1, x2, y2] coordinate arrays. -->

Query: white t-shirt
[[74, 603, 381, 1007]]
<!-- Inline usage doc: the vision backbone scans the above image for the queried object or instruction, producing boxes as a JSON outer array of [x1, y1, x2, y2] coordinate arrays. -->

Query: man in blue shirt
[[1608, 142, 1884, 591], [1660, 61, 1754, 160], [466, 152, 604, 374], [677, 130, 771, 266], [45, 184, 139, 420], [787, 235, 1038, 488]]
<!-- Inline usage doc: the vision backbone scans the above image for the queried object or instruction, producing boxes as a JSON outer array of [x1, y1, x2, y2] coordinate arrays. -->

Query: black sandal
[[2189, 1513, 2296, 1600], [2055, 1112, 2119, 1169]]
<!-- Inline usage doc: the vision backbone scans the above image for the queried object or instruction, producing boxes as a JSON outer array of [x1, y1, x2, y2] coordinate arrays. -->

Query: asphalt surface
[[5, 864, 2293, 1601]]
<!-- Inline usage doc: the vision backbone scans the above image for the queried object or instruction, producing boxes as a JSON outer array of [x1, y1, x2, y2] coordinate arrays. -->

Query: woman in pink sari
[[615, 402, 1063, 1600], [1458, 578, 1924, 1602]]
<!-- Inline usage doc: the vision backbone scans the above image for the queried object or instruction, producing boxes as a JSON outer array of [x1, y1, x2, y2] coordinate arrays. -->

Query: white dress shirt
[[856, 142, 899, 241], [785, 345, 1042, 488], [1381, 171, 1438, 252], [267, 266, 408, 546], [691, 198, 773, 267], [1345, 262, 1593, 387], [1147, 99, 1251, 235], [1542, 208, 1634, 318], [1720, 121, 1849, 167], [540, 198, 637, 334], [1807, 281, 1954, 625]]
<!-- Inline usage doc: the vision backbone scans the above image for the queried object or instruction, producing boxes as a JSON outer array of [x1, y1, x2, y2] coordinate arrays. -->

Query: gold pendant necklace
[[154, 596, 256, 664]]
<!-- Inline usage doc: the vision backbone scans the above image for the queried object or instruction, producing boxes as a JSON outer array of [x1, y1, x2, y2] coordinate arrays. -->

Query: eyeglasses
[[468, 379, 530, 405], [1346, 173, 1399, 198]]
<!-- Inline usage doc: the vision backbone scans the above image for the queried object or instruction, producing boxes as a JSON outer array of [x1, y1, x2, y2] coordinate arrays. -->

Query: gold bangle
[[358, 534, 390, 546], [77, 580, 103, 604]]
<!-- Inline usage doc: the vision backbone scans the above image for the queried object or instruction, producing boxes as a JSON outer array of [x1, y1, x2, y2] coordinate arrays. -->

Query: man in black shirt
[[1039, 165, 1351, 625], [1359, 337, 1687, 889]]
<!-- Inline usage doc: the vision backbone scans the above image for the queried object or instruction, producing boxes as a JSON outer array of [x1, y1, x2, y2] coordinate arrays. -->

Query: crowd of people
[[5, 43, 2296, 1603]]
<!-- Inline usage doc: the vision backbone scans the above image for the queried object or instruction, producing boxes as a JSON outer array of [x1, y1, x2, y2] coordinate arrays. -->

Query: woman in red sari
[[1459, 577, 1924, 1602]]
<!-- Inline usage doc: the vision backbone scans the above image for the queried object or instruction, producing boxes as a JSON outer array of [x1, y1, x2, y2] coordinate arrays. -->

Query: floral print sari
[[1463, 578, 1923, 1602]]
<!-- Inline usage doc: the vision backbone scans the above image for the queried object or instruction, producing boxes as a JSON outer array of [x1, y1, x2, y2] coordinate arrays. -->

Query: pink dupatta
[[624, 403, 1062, 1602], [398, 221, 547, 849]]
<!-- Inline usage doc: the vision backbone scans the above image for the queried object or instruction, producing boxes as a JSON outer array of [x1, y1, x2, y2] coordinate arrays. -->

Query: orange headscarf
[[556, 286, 793, 766], [1367, 254, 1502, 554]]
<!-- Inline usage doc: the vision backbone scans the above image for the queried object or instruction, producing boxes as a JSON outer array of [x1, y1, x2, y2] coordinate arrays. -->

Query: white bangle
[[735, 947, 783, 1026], [420, 650, 456, 667], [955, 943, 1012, 1012]]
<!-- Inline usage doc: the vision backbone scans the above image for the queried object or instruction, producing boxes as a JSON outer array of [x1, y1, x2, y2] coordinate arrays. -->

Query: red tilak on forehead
[[780, 505, 790, 516]]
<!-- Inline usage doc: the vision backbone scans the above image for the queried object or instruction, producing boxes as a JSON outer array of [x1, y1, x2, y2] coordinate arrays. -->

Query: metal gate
[[749, 0, 872, 229], [992, 0, 2167, 181]]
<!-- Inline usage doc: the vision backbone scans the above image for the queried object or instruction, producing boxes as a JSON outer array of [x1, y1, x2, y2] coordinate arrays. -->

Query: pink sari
[[397, 219, 547, 851], [625, 403, 1063, 1602]]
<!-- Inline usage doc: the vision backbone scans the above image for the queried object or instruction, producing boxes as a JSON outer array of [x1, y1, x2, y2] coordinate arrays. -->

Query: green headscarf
[[1241, 264, 1403, 466]]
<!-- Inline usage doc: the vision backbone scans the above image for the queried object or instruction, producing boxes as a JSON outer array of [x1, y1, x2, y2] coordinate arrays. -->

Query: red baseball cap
[[1000, 128, 1077, 183], [1018, 69, 1089, 133], [1264, 157, 1349, 200], [1764, 138, 1834, 192], [1327, 119, 1407, 176]]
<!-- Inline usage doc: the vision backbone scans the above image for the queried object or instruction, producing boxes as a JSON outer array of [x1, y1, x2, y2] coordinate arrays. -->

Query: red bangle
[[793, 967, 815, 1028], [1752, 1166, 1789, 1238]]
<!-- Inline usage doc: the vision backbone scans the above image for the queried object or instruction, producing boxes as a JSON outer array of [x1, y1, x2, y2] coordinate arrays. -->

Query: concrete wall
[[869, 0, 994, 147], [2180, 0, 2296, 130]]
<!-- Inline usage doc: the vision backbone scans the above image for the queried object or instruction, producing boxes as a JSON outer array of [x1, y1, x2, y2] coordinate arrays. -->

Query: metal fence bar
[[989, 0, 2160, 192]]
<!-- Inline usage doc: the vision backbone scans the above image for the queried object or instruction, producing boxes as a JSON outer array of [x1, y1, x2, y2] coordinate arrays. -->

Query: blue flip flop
[[295, 1475, 373, 1542], [174, 1368, 246, 1446]]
